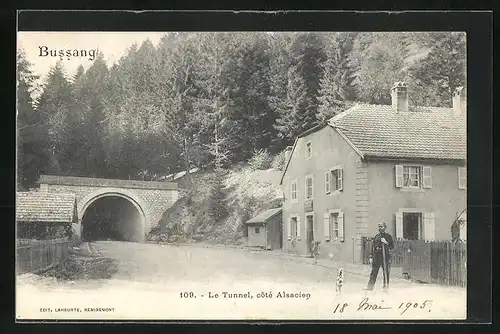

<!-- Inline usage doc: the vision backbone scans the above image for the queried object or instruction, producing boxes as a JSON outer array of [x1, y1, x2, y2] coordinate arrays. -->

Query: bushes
[[249, 149, 273, 170], [249, 149, 286, 171], [271, 150, 286, 171], [17, 222, 73, 240], [148, 162, 282, 246]]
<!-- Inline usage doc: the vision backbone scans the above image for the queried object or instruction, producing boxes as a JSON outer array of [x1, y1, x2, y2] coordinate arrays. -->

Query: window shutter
[[395, 165, 403, 188], [323, 212, 330, 241], [296, 216, 301, 239], [422, 166, 432, 188], [338, 211, 345, 242], [423, 212, 436, 241], [325, 172, 330, 193], [395, 212, 403, 239], [338, 168, 344, 191], [287, 218, 292, 240], [458, 168, 466, 189], [305, 178, 309, 198]]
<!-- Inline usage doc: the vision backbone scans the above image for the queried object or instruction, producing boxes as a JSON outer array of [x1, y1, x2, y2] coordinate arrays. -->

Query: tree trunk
[[184, 137, 193, 187]]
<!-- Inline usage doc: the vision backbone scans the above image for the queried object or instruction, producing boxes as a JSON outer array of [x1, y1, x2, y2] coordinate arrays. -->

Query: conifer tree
[[408, 32, 466, 107], [317, 32, 358, 123], [36, 61, 77, 175], [17, 49, 47, 189]]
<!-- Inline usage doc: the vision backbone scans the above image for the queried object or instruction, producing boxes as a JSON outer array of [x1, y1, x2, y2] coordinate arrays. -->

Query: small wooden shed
[[245, 208, 283, 250], [16, 191, 77, 240]]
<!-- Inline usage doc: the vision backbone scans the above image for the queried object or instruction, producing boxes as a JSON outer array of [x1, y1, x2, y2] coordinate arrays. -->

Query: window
[[326, 167, 343, 193], [305, 175, 313, 199], [403, 166, 421, 187], [331, 213, 339, 239], [306, 141, 312, 159], [255, 227, 260, 234], [323, 210, 345, 242], [331, 168, 343, 191], [396, 165, 431, 189], [396, 210, 435, 241], [458, 167, 467, 189], [403, 212, 422, 240], [291, 180, 298, 203]]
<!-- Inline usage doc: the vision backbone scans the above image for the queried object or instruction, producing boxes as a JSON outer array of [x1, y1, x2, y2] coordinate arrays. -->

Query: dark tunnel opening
[[81, 196, 143, 242]]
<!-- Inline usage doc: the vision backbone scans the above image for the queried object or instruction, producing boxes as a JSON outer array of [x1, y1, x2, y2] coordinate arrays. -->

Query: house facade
[[280, 82, 467, 263]]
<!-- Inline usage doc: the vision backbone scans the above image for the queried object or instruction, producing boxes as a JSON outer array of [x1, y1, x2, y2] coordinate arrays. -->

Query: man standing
[[365, 221, 394, 291]]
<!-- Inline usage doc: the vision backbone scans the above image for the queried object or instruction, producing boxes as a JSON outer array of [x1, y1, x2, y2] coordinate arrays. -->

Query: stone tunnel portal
[[81, 195, 145, 242]]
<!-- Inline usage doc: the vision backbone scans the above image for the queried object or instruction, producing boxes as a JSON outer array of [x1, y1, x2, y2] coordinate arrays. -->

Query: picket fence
[[361, 237, 467, 287], [16, 238, 72, 274]]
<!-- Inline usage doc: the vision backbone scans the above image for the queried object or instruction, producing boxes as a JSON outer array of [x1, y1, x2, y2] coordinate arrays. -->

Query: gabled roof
[[16, 191, 76, 223], [279, 103, 466, 184], [329, 104, 466, 161], [245, 208, 282, 224]]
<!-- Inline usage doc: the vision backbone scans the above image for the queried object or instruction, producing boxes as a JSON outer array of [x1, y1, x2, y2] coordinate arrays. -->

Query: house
[[245, 208, 283, 250], [280, 82, 467, 263], [16, 191, 77, 240]]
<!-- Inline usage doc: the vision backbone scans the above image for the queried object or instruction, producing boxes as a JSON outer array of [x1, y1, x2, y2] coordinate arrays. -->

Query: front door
[[306, 214, 314, 254]]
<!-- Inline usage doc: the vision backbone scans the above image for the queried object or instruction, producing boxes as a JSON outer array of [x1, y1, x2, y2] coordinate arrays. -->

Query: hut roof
[[16, 191, 76, 223], [245, 208, 282, 224]]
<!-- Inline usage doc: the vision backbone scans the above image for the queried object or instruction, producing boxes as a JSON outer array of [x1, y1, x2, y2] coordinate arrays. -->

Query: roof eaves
[[246, 208, 282, 224], [328, 124, 365, 159], [363, 155, 466, 163], [280, 137, 298, 185], [281, 123, 336, 185], [297, 123, 327, 139]]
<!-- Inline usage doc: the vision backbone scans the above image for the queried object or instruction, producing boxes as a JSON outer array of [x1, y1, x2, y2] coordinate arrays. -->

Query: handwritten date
[[398, 300, 433, 314], [333, 298, 433, 314]]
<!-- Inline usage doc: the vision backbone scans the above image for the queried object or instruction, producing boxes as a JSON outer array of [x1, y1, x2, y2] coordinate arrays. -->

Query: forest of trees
[[17, 32, 466, 190]]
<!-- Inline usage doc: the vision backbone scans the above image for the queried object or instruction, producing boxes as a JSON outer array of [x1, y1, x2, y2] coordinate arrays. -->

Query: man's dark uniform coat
[[367, 231, 395, 289]]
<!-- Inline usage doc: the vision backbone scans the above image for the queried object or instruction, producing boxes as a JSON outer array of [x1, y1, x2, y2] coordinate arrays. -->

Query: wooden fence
[[361, 237, 411, 267], [361, 237, 467, 287], [16, 238, 72, 274]]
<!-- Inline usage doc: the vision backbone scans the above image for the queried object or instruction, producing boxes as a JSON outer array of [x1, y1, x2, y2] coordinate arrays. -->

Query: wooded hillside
[[17, 32, 466, 190]]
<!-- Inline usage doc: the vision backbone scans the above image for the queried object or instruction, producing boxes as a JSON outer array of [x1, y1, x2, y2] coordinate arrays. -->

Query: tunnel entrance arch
[[78, 188, 151, 242]]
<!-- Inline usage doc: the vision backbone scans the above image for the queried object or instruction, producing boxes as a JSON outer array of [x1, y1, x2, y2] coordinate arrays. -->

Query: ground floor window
[[323, 210, 345, 242], [328, 212, 339, 239], [397, 210, 435, 241], [255, 227, 260, 234], [403, 212, 423, 240]]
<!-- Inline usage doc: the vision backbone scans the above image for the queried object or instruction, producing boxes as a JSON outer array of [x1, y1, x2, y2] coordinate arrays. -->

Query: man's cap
[[378, 221, 387, 227]]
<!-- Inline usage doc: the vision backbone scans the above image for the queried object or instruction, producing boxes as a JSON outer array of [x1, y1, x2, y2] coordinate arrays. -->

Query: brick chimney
[[391, 81, 409, 113], [452, 86, 466, 115]]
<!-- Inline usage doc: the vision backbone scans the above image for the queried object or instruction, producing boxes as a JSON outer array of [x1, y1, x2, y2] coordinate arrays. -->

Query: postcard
[[16, 25, 468, 321]]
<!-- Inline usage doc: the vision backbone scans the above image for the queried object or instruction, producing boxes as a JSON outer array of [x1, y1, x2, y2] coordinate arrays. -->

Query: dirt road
[[16, 241, 466, 320]]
